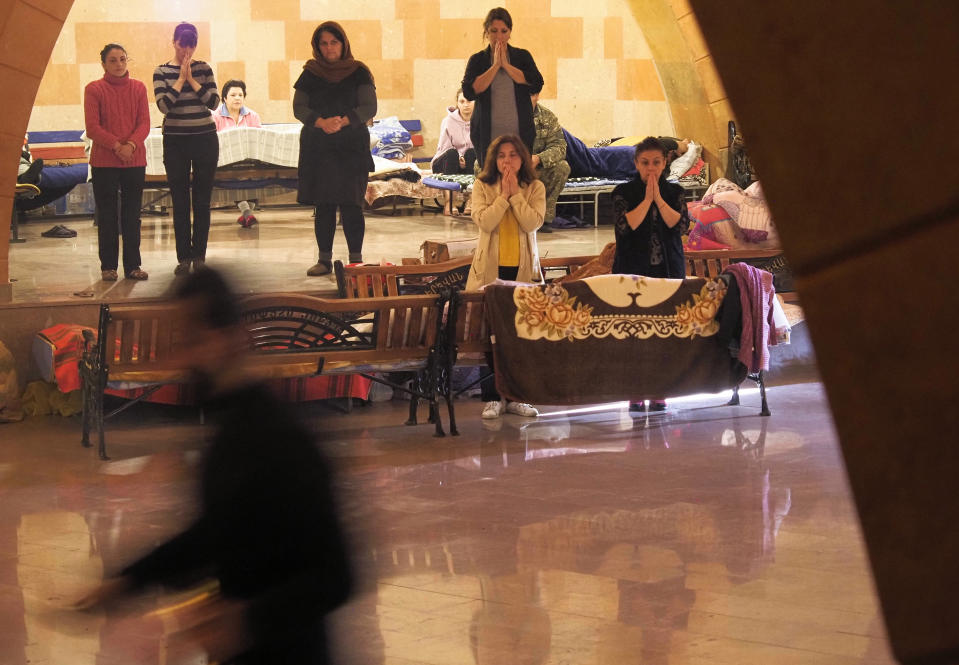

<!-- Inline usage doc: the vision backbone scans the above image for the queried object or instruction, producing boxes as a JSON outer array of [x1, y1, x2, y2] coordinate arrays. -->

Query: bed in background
[[142, 122, 449, 212]]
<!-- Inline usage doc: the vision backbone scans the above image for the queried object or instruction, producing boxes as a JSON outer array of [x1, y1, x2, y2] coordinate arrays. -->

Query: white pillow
[[668, 140, 702, 179]]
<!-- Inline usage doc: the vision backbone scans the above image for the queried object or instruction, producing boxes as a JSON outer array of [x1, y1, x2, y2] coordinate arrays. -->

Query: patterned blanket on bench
[[483, 275, 744, 404]]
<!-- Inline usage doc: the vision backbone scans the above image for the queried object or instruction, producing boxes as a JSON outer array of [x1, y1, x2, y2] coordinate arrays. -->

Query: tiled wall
[[29, 0, 679, 151]]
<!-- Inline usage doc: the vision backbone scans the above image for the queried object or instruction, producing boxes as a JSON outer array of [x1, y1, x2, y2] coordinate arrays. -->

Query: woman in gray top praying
[[461, 7, 544, 169]]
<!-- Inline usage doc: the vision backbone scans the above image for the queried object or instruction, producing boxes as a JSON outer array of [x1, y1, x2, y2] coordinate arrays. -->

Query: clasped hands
[[499, 166, 519, 199], [315, 115, 350, 134], [177, 47, 197, 87], [643, 171, 662, 203], [114, 140, 136, 162], [491, 40, 510, 69]]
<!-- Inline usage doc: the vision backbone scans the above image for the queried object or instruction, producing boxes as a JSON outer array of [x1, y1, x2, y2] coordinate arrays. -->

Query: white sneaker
[[482, 400, 504, 419], [505, 402, 539, 417]]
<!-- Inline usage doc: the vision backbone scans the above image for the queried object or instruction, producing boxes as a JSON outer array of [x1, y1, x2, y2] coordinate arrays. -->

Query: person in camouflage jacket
[[530, 93, 570, 232]]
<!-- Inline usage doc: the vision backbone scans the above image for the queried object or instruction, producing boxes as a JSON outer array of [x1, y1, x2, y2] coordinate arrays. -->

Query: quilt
[[483, 275, 743, 404]]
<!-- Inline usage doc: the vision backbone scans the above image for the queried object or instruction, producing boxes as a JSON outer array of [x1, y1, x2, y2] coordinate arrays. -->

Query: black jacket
[[462, 44, 544, 167], [122, 383, 352, 664], [293, 68, 376, 206]]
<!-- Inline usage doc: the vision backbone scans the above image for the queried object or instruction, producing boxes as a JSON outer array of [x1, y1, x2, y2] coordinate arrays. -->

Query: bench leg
[[96, 381, 109, 460], [80, 375, 92, 448], [431, 395, 445, 437], [757, 370, 771, 417], [405, 371, 422, 426], [728, 384, 741, 406]]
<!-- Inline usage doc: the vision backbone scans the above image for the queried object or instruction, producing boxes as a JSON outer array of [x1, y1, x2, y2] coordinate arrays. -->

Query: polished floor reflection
[[0, 381, 895, 664]]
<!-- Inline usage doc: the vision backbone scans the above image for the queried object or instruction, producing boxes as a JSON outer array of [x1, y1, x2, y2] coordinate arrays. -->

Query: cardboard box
[[420, 238, 477, 264]]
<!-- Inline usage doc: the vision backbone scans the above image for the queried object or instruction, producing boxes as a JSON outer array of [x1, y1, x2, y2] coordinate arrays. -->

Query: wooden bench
[[333, 258, 472, 427], [333, 256, 472, 299], [80, 292, 449, 459]]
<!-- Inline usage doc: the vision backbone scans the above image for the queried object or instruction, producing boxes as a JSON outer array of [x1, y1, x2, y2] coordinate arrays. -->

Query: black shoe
[[18, 159, 43, 186], [629, 401, 646, 413], [539, 224, 553, 233], [41, 224, 76, 238]]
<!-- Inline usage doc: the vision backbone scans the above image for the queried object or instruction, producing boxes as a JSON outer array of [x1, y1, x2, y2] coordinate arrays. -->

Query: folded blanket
[[484, 276, 743, 404], [722, 263, 776, 373]]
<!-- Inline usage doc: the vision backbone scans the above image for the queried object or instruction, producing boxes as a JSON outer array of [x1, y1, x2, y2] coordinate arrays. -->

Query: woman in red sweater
[[84, 43, 151, 281]]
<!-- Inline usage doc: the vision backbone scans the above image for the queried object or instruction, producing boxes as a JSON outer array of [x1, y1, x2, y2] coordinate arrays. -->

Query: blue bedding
[[562, 129, 638, 180]]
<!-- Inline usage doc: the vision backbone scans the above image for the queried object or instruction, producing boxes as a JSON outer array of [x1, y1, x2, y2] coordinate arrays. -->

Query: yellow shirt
[[498, 206, 520, 267]]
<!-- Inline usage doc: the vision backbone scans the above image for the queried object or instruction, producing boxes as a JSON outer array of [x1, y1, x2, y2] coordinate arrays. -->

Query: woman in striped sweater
[[153, 22, 220, 275], [84, 43, 151, 281]]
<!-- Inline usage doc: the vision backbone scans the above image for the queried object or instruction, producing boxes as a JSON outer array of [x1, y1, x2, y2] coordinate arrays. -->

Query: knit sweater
[[84, 73, 151, 168], [153, 60, 219, 135]]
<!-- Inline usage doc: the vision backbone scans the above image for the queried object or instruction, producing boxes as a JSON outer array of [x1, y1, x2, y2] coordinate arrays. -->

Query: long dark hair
[[477, 135, 537, 186]]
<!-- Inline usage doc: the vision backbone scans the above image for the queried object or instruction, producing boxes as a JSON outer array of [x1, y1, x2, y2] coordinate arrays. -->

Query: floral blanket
[[483, 275, 743, 404]]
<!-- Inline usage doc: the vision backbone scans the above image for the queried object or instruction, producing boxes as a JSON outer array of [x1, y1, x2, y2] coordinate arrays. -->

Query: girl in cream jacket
[[466, 134, 546, 291]]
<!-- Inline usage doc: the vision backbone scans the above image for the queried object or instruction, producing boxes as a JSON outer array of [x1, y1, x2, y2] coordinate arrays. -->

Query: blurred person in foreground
[[75, 266, 353, 665]]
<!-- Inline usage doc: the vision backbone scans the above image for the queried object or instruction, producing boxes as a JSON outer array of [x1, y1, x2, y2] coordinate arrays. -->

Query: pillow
[[668, 140, 701, 179], [702, 177, 743, 204]]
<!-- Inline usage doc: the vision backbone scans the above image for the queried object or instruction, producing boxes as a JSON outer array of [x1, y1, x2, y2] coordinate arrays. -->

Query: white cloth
[[144, 124, 302, 175]]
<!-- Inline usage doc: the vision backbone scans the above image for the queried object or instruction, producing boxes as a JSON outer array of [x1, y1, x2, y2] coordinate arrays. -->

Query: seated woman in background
[[213, 79, 262, 130], [431, 88, 475, 215], [431, 88, 475, 174]]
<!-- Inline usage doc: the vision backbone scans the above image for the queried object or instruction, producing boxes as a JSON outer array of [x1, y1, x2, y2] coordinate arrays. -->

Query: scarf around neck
[[303, 21, 374, 84]]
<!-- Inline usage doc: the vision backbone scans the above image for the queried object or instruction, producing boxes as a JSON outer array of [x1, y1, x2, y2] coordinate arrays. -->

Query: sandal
[[101, 269, 118, 282], [125, 268, 148, 280], [307, 261, 332, 276]]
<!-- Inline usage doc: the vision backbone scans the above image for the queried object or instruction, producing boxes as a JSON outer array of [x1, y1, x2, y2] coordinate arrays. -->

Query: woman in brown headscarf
[[294, 22, 377, 276]]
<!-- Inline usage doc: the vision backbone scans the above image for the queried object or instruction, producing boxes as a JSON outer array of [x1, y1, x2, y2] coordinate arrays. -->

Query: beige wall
[[29, 0, 682, 154], [3, 0, 724, 291]]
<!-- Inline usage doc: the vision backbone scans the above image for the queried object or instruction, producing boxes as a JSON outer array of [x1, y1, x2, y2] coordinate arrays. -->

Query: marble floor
[[7, 201, 612, 304], [0, 379, 896, 664]]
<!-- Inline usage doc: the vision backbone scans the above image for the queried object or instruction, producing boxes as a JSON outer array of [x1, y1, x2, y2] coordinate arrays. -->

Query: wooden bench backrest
[[335, 257, 472, 299], [684, 248, 783, 279], [451, 290, 491, 359], [98, 293, 444, 379], [239, 293, 443, 368], [539, 255, 597, 281], [99, 302, 189, 375]]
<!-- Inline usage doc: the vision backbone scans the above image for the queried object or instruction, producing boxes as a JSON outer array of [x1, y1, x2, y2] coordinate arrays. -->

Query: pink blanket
[[723, 263, 776, 372]]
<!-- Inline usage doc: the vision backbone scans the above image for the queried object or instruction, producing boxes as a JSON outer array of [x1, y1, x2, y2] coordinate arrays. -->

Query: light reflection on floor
[[0, 381, 896, 664]]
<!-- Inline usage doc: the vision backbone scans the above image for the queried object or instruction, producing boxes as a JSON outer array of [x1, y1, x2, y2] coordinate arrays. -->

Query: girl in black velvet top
[[612, 137, 690, 413], [611, 136, 689, 279]]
